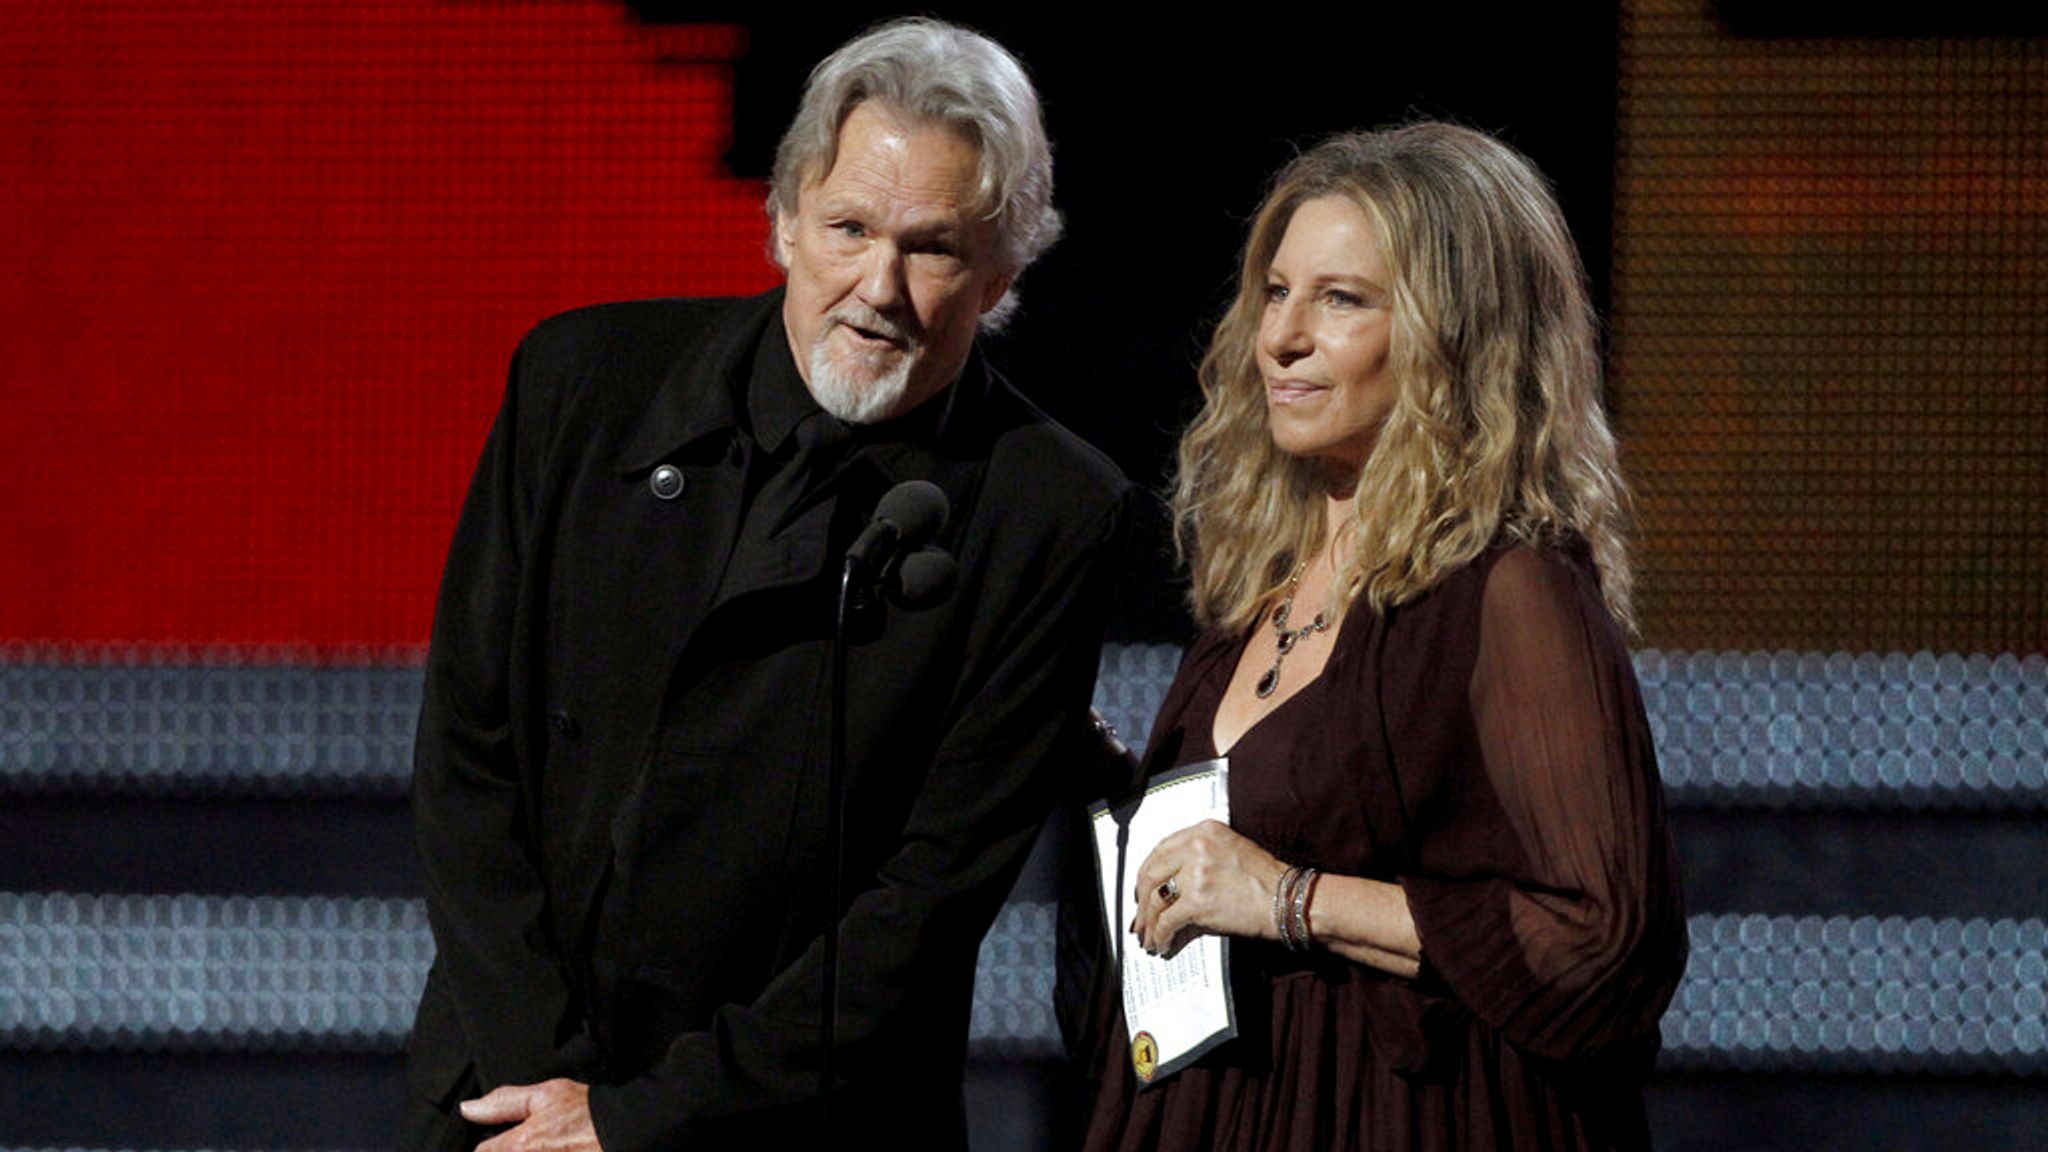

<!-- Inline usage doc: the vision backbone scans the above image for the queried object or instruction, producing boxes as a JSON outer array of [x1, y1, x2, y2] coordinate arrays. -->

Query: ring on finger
[[1157, 876, 1180, 905]]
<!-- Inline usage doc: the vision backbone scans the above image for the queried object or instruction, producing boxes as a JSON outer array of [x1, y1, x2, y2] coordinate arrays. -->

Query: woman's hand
[[1131, 819, 1288, 956]]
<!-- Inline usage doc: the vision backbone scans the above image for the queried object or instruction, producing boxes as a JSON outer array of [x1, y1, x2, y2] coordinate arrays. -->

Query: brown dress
[[1083, 542, 1688, 1152]]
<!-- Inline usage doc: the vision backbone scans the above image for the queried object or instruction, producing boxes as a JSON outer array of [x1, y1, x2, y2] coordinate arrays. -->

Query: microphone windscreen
[[874, 480, 948, 550], [893, 548, 958, 608]]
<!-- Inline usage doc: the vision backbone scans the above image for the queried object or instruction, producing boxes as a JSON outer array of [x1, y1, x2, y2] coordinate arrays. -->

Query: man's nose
[[854, 242, 909, 314]]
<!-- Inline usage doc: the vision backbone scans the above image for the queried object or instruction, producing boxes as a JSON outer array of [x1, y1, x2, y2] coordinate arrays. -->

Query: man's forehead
[[811, 104, 986, 190]]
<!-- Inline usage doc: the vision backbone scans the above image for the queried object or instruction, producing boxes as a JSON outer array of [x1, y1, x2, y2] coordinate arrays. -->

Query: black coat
[[406, 290, 1131, 1150]]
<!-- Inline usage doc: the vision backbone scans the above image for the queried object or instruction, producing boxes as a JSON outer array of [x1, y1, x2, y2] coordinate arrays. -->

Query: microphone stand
[[821, 555, 861, 1149], [817, 480, 946, 1146]]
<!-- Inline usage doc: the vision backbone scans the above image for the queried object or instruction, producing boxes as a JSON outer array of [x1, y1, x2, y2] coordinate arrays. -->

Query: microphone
[[845, 480, 948, 575], [892, 548, 957, 608]]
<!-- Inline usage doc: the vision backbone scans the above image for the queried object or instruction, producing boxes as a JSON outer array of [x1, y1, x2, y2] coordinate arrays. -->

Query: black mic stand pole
[[820, 553, 863, 1150], [817, 481, 945, 1147]]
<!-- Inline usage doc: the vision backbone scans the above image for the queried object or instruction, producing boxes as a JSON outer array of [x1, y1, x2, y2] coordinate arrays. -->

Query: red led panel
[[1, 2, 777, 654]]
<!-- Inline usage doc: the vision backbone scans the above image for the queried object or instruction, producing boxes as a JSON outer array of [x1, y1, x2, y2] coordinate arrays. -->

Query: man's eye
[[831, 220, 866, 239]]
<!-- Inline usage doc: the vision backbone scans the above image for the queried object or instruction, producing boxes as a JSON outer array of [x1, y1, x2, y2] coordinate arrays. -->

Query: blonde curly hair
[[1175, 122, 1634, 633]]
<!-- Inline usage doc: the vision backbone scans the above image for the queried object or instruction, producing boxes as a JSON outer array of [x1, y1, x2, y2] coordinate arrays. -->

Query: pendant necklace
[[1256, 562, 1330, 698]]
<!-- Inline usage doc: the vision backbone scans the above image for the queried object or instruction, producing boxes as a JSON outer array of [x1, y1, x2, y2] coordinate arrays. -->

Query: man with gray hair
[[403, 18, 1127, 1151]]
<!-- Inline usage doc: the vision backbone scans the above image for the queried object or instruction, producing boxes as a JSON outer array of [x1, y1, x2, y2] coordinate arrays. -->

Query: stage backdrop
[[2, 3, 2044, 1151], [1, 2, 775, 653]]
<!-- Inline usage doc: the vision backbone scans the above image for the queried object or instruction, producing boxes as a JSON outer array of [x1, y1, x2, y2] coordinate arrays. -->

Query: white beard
[[805, 310, 919, 424], [806, 341, 912, 425]]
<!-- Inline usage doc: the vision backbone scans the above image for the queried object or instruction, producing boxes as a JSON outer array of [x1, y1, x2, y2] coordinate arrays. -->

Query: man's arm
[[411, 339, 600, 1102]]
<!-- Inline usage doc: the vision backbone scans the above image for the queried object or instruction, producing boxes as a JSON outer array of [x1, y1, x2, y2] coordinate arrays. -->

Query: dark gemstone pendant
[[1256, 667, 1279, 698], [1277, 631, 1299, 655]]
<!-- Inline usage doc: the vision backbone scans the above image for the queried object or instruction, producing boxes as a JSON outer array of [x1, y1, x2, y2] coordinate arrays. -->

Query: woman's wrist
[[1270, 864, 1322, 951], [1270, 865, 1300, 945]]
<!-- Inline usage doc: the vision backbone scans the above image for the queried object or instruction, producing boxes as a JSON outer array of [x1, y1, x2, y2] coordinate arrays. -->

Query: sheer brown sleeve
[[1400, 546, 1687, 1063]]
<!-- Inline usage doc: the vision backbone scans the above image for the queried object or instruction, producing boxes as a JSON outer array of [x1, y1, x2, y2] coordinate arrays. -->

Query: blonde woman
[[1085, 124, 1688, 1152]]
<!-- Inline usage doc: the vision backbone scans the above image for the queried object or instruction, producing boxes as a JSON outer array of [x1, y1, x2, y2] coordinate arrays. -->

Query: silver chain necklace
[[1256, 563, 1330, 698]]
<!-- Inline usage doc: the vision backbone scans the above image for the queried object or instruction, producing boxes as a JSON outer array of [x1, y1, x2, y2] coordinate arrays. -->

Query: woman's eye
[[1262, 283, 1288, 303]]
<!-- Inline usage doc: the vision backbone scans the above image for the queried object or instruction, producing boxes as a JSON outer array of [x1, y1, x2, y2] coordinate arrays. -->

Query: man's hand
[[462, 1079, 599, 1152]]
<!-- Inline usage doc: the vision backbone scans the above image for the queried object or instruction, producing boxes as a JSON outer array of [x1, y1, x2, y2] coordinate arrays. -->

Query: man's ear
[[772, 208, 795, 268]]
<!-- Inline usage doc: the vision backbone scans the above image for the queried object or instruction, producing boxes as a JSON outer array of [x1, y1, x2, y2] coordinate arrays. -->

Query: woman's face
[[1257, 195, 1397, 474]]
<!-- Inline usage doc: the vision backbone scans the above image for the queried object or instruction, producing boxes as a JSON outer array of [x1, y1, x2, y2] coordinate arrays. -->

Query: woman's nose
[[1262, 300, 1312, 365]]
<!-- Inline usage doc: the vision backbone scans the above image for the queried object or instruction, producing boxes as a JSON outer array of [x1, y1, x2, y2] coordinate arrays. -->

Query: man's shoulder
[[513, 295, 766, 379], [970, 371, 1133, 533], [498, 293, 779, 449]]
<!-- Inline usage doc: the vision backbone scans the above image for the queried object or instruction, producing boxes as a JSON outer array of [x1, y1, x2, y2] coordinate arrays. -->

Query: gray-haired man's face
[[775, 103, 1012, 424]]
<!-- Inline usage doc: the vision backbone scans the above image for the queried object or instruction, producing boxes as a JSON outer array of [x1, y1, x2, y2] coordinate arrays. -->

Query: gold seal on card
[[1130, 1030, 1159, 1082]]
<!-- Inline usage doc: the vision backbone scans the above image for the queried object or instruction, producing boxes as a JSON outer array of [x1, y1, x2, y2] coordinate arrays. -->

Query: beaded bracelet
[[1289, 867, 1321, 952], [1271, 864, 1304, 949]]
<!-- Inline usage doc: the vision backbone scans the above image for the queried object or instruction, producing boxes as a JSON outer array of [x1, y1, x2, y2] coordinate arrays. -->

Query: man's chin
[[808, 350, 916, 425], [837, 355, 905, 388]]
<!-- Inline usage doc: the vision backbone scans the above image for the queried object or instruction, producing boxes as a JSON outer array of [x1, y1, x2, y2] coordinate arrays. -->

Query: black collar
[[614, 287, 996, 486], [746, 313, 821, 457]]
